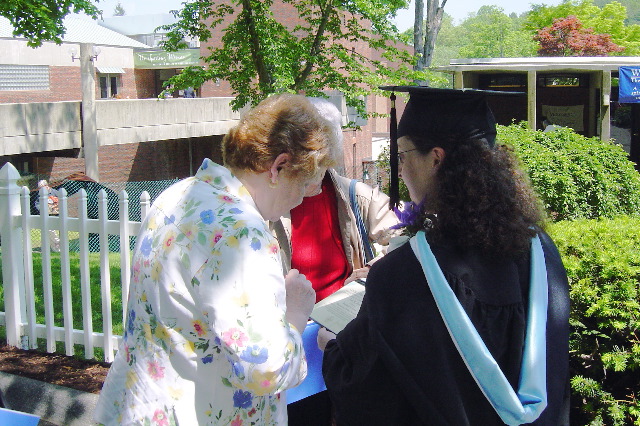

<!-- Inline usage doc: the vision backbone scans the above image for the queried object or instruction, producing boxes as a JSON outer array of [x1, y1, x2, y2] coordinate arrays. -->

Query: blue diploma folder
[[0, 407, 40, 426], [286, 321, 326, 404]]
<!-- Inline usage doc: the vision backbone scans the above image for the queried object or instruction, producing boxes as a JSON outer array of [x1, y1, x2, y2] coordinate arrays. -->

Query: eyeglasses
[[397, 148, 419, 164]]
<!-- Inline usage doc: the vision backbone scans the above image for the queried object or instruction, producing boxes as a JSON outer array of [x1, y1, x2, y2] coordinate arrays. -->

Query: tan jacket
[[271, 169, 400, 273]]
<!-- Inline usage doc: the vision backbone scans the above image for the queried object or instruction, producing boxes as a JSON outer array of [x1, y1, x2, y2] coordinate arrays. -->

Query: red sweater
[[290, 175, 350, 302]]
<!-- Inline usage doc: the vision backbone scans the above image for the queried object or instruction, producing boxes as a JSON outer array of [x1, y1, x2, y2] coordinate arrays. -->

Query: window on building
[[0, 65, 50, 91], [610, 74, 633, 154], [537, 74, 587, 87], [99, 74, 121, 98], [478, 74, 526, 89], [346, 95, 368, 127]]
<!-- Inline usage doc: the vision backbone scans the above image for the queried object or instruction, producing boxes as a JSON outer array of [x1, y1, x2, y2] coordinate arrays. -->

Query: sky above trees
[[92, 0, 565, 27], [392, 0, 564, 29]]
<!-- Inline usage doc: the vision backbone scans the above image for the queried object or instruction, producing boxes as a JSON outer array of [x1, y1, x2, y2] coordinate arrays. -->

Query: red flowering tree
[[534, 15, 625, 56]]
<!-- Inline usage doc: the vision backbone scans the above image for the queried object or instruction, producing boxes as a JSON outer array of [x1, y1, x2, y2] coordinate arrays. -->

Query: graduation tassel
[[389, 92, 400, 210]]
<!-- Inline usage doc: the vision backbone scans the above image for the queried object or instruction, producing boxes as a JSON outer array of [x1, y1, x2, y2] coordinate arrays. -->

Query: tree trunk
[[414, 0, 425, 70], [241, 0, 273, 92], [414, 0, 447, 84]]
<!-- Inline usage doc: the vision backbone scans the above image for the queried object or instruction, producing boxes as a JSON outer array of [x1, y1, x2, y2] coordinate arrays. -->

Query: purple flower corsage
[[391, 199, 434, 237]]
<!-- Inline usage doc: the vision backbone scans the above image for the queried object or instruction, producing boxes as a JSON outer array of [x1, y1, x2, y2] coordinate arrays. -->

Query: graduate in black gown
[[318, 86, 570, 425]]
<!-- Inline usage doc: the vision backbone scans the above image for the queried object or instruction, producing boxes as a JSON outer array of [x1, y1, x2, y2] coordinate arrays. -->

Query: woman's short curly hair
[[222, 93, 337, 180], [432, 137, 544, 256]]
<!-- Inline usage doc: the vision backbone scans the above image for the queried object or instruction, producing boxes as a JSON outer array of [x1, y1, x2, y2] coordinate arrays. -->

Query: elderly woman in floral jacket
[[94, 94, 337, 425]]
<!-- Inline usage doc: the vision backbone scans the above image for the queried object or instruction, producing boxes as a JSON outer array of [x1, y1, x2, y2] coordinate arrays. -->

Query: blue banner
[[619, 66, 640, 103]]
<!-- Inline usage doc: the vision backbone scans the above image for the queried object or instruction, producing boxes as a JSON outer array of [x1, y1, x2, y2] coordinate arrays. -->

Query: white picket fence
[[0, 162, 150, 362]]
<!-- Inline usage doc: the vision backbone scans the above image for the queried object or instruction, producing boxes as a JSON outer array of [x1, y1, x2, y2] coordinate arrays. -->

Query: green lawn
[[0, 246, 126, 358]]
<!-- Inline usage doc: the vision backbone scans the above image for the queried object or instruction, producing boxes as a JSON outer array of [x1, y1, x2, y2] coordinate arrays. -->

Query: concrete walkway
[[0, 371, 98, 425]]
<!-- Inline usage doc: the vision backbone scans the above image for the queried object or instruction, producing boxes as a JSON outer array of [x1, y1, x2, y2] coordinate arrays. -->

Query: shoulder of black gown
[[530, 230, 571, 425]]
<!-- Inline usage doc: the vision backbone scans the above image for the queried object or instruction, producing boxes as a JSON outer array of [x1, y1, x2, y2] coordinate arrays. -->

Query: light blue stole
[[409, 231, 548, 425]]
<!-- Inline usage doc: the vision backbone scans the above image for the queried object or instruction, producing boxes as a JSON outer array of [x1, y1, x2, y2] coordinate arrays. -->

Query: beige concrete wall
[[0, 101, 82, 156], [96, 97, 240, 145], [0, 97, 239, 156]]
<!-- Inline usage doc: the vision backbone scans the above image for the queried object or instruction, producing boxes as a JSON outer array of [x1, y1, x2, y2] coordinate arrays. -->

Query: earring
[[269, 181, 278, 189]]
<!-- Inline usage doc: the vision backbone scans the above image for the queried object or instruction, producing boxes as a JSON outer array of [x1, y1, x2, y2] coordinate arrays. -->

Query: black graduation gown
[[322, 231, 570, 425]]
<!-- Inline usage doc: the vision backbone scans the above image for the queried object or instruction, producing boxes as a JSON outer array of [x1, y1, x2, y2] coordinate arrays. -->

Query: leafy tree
[[526, 0, 601, 31], [114, 2, 126, 16], [405, 5, 537, 64], [428, 13, 464, 69], [161, 0, 424, 115], [0, 0, 100, 47], [594, 0, 640, 25], [592, 1, 640, 55], [534, 15, 625, 56], [458, 6, 536, 58], [525, 0, 640, 55]]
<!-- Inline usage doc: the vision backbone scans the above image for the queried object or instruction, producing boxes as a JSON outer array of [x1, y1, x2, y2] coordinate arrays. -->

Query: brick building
[[1, 4, 396, 187], [0, 16, 153, 103], [99, 14, 200, 98], [0, 15, 217, 184]]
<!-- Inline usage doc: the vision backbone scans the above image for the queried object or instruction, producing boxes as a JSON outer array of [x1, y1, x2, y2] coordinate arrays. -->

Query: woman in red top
[[273, 98, 400, 425]]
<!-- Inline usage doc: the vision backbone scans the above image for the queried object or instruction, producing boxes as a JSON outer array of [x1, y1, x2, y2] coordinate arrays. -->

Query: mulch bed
[[0, 340, 110, 394]]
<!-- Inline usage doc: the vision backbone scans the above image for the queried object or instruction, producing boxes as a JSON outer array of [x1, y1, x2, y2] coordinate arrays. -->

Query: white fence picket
[[98, 189, 114, 362], [39, 187, 57, 353], [19, 187, 37, 349], [78, 189, 95, 360], [58, 188, 74, 356], [119, 191, 131, 331]]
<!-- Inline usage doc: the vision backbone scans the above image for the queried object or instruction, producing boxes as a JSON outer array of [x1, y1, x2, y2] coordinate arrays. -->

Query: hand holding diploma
[[343, 265, 371, 286], [317, 327, 337, 351]]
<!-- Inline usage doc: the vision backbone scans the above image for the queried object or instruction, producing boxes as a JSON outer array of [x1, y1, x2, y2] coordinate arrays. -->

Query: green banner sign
[[134, 49, 200, 69]]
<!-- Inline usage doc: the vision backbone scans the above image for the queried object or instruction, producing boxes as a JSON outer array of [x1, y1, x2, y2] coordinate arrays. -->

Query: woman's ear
[[431, 147, 446, 169], [269, 153, 291, 184]]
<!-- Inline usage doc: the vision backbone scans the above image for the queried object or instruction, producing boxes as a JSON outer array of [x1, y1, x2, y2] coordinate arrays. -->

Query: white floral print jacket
[[94, 159, 307, 425]]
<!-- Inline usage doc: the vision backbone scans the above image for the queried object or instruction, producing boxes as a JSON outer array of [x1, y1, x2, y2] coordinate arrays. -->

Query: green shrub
[[549, 217, 640, 425], [376, 124, 640, 220], [0, 250, 125, 344], [376, 146, 410, 202], [499, 124, 640, 221]]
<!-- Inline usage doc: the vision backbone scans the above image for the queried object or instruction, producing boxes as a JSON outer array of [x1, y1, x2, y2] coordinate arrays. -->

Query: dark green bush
[[499, 124, 640, 221], [549, 217, 640, 425], [376, 124, 640, 220]]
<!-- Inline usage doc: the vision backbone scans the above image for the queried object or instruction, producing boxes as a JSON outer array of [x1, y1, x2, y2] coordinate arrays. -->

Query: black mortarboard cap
[[380, 85, 522, 209]]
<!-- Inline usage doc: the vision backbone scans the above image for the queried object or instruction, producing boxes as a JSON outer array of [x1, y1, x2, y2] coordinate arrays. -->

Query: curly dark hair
[[427, 137, 544, 257]]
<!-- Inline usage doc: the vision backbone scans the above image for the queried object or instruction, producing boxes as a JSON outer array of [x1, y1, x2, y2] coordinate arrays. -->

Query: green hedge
[[549, 217, 640, 425], [499, 124, 640, 221], [376, 125, 640, 221]]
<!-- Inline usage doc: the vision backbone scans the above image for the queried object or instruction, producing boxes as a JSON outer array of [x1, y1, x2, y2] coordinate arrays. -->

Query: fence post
[[0, 162, 27, 347]]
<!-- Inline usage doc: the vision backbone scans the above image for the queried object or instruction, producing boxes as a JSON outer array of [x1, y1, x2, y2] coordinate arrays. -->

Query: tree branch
[[241, 0, 273, 89], [293, 0, 333, 89]]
